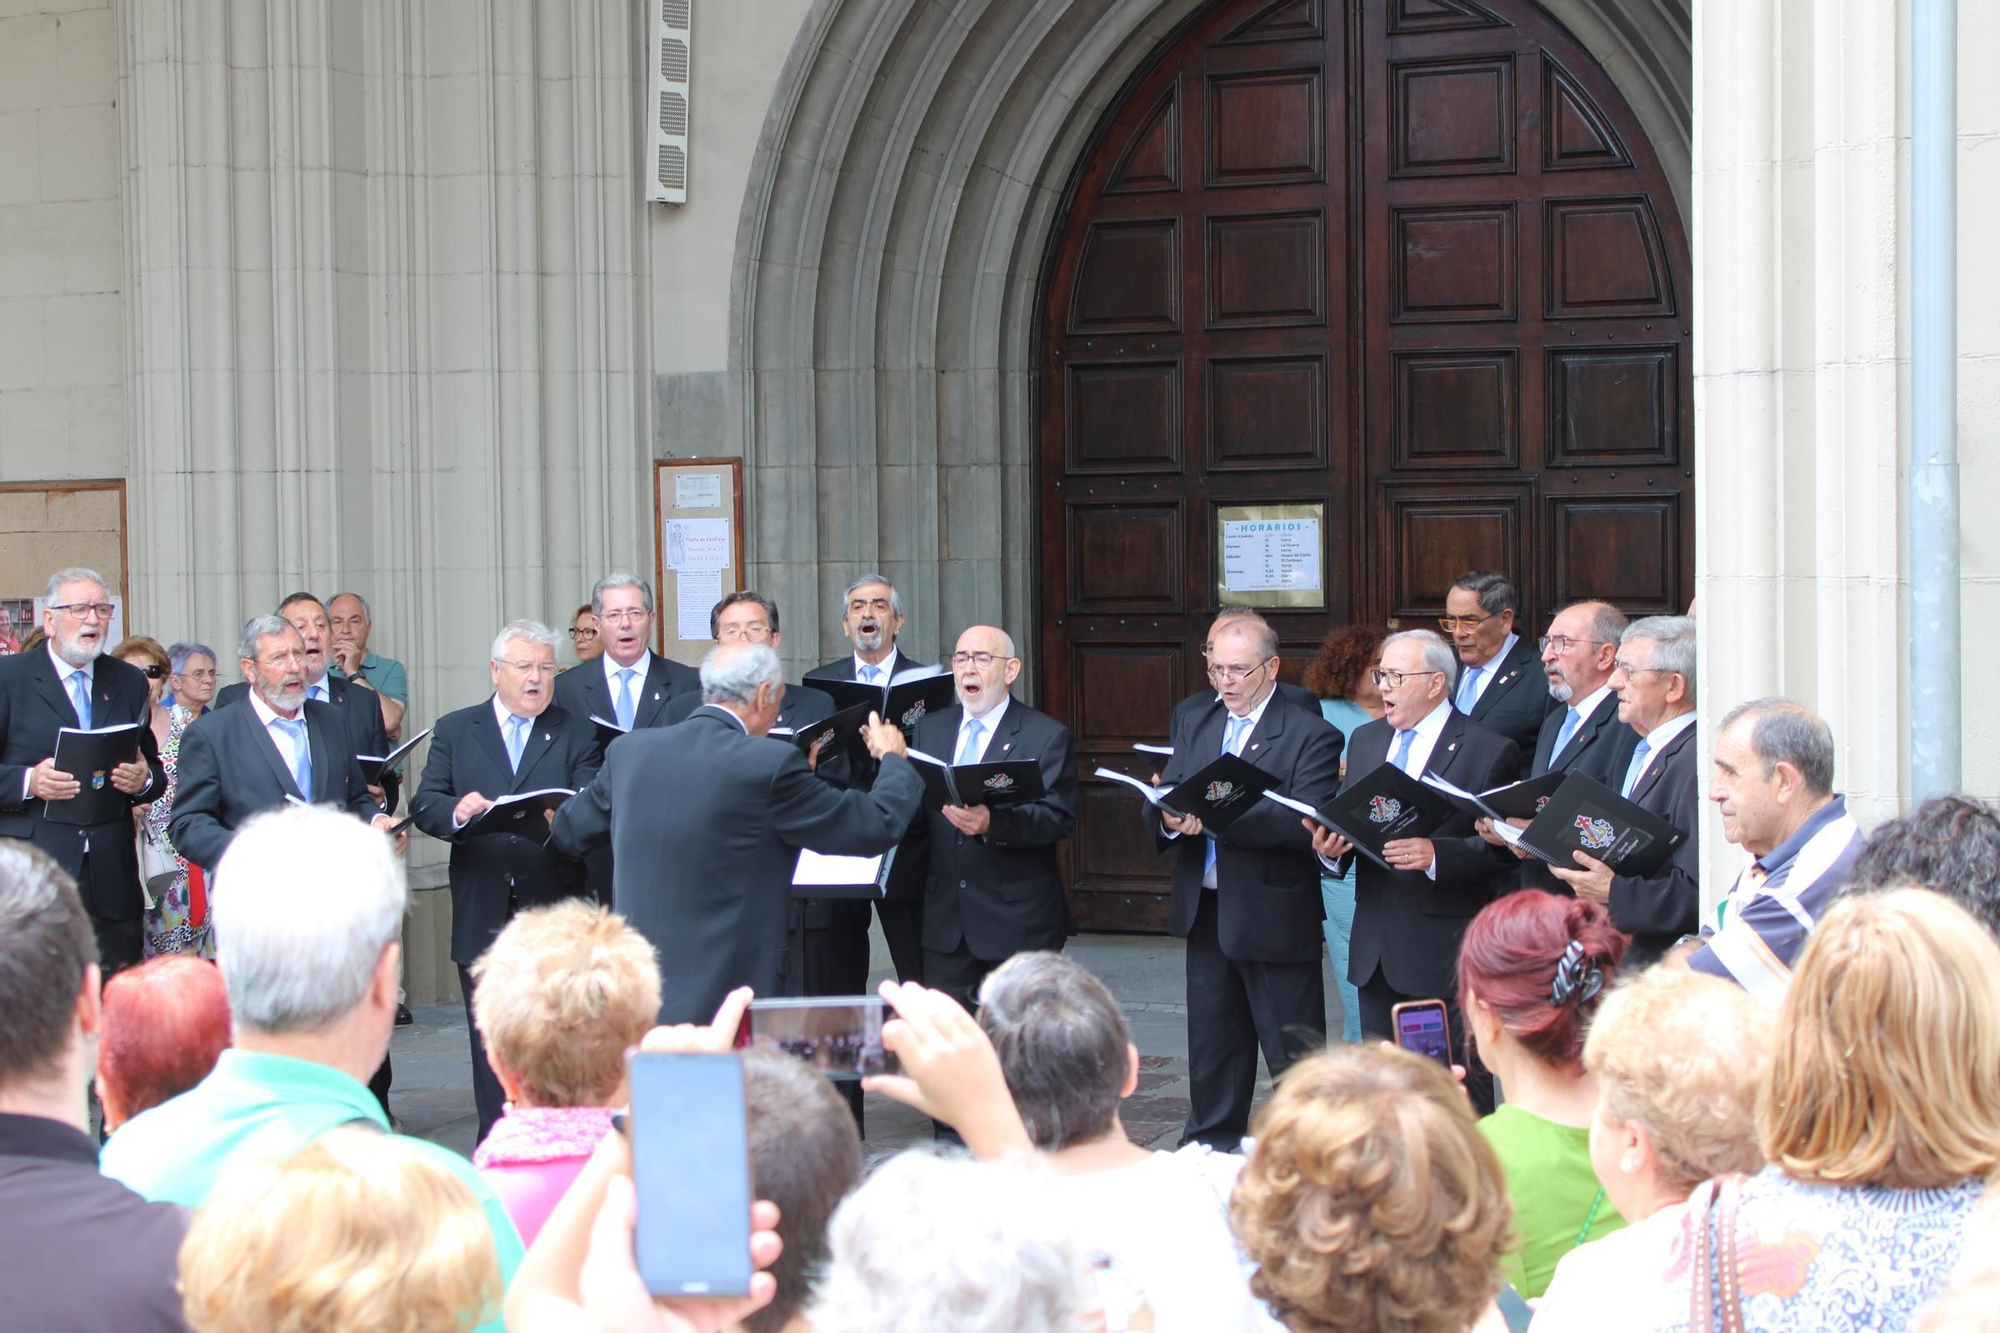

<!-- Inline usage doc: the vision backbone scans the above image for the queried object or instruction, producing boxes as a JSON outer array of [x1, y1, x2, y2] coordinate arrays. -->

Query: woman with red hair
[[96, 955, 231, 1132], [1456, 890, 1629, 1298]]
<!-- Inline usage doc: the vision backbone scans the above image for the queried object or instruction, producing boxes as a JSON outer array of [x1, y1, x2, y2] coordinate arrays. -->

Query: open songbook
[[1091, 753, 1275, 834], [790, 846, 900, 898], [821, 665, 956, 737], [47, 723, 145, 826], [1485, 771, 1687, 877], [357, 726, 433, 785], [1260, 761, 1456, 872], [589, 715, 629, 749], [1417, 769, 1566, 824], [459, 788, 574, 844], [905, 748, 1046, 809]]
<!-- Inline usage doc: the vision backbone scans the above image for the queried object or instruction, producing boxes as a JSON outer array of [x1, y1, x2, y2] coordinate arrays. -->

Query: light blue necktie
[[1204, 714, 1253, 877], [66, 670, 91, 729], [1550, 708, 1582, 766], [614, 668, 638, 731], [1455, 665, 1484, 712], [955, 717, 984, 765], [309, 681, 329, 703], [505, 714, 529, 772], [1621, 736, 1653, 798], [859, 663, 880, 684], [1391, 728, 1418, 773], [273, 716, 313, 801]]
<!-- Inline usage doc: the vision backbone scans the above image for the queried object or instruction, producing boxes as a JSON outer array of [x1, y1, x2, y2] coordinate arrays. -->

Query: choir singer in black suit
[[0, 567, 165, 972], [409, 618, 602, 1142], [659, 591, 837, 733], [1442, 571, 1555, 778], [1152, 611, 1343, 1150], [1307, 630, 1519, 1093], [911, 625, 1077, 1010], [551, 641, 921, 1024]]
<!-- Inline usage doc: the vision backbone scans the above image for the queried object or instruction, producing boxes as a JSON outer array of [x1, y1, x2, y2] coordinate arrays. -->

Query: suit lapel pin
[[1448, 742, 1458, 753], [1250, 742, 1260, 751], [1002, 742, 1011, 752]]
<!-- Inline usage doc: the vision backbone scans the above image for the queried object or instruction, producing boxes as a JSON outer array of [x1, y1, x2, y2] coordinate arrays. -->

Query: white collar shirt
[[954, 695, 1010, 764], [602, 650, 650, 693], [1458, 633, 1519, 706], [1629, 710, 1696, 788], [247, 684, 311, 778], [853, 648, 900, 684]]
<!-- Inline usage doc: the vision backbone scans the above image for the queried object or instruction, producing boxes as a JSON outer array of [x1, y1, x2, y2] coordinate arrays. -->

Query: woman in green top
[[1456, 889, 1631, 1298]]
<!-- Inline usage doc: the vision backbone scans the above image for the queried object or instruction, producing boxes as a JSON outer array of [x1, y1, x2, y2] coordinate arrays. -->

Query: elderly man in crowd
[[1441, 570, 1553, 777], [409, 619, 601, 1144], [0, 845, 190, 1331], [0, 567, 164, 973], [1691, 696, 1863, 1002], [328, 591, 408, 742], [552, 641, 922, 1022], [100, 805, 521, 1331]]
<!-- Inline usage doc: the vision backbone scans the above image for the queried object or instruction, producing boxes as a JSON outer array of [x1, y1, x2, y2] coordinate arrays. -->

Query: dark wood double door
[[1037, 0, 1692, 931]]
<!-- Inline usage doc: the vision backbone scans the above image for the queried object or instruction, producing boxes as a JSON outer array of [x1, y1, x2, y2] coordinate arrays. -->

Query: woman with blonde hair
[[1230, 1044, 1515, 1333], [178, 1126, 502, 1333], [1531, 968, 1772, 1328], [1659, 888, 2000, 1332]]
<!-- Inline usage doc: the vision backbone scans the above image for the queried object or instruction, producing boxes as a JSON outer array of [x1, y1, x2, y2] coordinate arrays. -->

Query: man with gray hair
[[1442, 570, 1555, 777], [100, 805, 523, 1331], [1536, 615, 1701, 964], [1690, 696, 1863, 1002], [409, 618, 602, 1142], [0, 566, 165, 973], [553, 641, 923, 1022]]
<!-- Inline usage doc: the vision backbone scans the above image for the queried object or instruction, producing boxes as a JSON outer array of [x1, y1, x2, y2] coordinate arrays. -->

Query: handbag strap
[[1687, 1175, 1748, 1333], [1715, 1175, 1747, 1333], [1687, 1178, 1718, 1333]]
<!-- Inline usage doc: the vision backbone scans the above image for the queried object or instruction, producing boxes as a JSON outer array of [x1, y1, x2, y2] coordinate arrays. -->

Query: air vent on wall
[[649, 0, 691, 203]]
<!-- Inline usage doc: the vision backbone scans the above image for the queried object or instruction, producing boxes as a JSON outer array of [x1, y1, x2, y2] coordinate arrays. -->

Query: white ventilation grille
[[648, 0, 691, 203]]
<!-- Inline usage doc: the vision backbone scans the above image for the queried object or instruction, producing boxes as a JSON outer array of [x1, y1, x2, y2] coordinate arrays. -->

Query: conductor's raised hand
[[862, 711, 908, 760], [864, 980, 1032, 1160]]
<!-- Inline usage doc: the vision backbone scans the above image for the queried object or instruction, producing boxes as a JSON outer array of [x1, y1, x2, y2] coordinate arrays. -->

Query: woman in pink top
[[466, 899, 662, 1245]]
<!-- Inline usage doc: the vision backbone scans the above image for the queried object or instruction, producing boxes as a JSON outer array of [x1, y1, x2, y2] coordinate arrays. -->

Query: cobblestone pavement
[[392, 932, 1343, 1165]]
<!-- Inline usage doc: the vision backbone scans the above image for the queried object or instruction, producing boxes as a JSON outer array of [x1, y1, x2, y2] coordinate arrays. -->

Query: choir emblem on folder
[[1368, 795, 1402, 825], [1575, 815, 1617, 851]]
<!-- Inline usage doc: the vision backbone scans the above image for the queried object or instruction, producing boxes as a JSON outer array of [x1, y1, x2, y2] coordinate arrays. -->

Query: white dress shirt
[[952, 695, 1009, 764], [247, 685, 312, 781], [852, 647, 901, 683], [602, 649, 652, 693], [1169, 685, 1279, 888], [1625, 709, 1696, 791], [25, 643, 96, 802], [1569, 680, 1614, 726], [302, 672, 335, 705], [1318, 699, 1453, 879], [1456, 632, 1518, 707]]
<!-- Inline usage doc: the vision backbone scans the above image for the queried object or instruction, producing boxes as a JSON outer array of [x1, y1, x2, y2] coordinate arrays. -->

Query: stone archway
[[727, 0, 1691, 672]]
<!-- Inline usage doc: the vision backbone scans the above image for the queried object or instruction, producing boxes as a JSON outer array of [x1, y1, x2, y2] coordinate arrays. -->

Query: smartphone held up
[[1391, 998, 1453, 1068], [627, 1051, 755, 1298], [735, 996, 900, 1081]]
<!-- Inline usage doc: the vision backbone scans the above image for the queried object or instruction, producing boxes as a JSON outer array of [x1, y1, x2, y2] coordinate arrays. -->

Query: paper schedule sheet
[[676, 569, 724, 640], [1221, 518, 1320, 593]]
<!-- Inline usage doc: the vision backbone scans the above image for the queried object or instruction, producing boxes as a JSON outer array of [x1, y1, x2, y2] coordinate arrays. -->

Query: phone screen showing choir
[[739, 999, 900, 1080]]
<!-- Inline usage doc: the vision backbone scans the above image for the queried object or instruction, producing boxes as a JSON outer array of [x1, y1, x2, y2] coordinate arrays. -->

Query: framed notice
[[653, 460, 745, 667], [0, 481, 129, 653], [1214, 502, 1325, 610]]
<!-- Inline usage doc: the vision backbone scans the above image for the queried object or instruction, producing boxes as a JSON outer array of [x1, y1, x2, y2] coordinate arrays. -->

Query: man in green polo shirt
[[329, 591, 409, 741], [102, 805, 521, 1329]]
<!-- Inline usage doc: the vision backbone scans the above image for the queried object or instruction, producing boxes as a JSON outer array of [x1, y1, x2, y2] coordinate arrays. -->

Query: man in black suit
[[660, 591, 837, 733], [912, 625, 1077, 1010], [1541, 615, 1699, 965], [1442, 571, 1554, 778], [802, 573, 930, 985], [1152, 611, 1343, 1149], [216, 592, 399, 812], [1167, 606, 1318, 737], [0, 567, 165, 972], [551, 641, 922, 1023], [409, 618, 601, 1142], [552, 574, 701, 904], [1308, 629, 1519, 1086], [1478, 600, 1638, 892]]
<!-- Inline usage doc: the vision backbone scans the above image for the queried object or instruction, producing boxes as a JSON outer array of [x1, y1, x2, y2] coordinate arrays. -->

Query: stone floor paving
[[393, 931, 1342, 1165]]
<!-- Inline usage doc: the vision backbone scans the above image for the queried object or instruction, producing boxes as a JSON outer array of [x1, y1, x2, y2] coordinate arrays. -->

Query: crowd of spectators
[[4, 781, 2000, 1332]]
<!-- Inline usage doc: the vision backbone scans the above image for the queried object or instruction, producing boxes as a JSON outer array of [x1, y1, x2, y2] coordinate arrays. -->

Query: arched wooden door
[[1038, 0, 1691, 932]]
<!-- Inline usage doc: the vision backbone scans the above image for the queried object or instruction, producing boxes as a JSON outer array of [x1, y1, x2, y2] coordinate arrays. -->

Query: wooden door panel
[[1041, 0, 1689, 932]]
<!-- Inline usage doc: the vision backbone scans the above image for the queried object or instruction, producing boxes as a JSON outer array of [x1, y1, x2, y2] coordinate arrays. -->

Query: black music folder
[[1265, 761, 1456, 873], [1504, 771, 1687, 877], [907, 750, 1046, 809], [1420, 769, 1567, 823], [822, 666, 956, 737], [790, 846, 899, 899], [785, 700, 876, 765], [459, 788, 574, 844], [1092, 753, 1276, 834], [357, 726, 432, 786], [589, 715, 629, 749], [47, 723, 145, 826]]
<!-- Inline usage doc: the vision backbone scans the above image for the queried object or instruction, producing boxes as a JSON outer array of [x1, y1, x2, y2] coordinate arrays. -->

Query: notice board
[[653, 459, 745, 667]]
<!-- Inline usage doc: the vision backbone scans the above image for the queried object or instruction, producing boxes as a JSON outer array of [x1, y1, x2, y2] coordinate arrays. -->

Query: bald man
[[909, 626, 1078, 1010]]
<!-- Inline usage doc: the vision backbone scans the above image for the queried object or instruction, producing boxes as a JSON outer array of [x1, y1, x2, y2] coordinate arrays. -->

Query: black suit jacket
[[913, 700, 1078, 961], [170, 697, 382, 872], [1597, 721, 1700, 964], [1457, 636, 1554, 780], [1153, 692, 1344, 964], [409, 700, 603, 966], [0, 650, 166, 921], [550, 707, 924, 1023], [1342, 708, 1520, 1000], [660, 679, 837, 733], [552, 651, 701, 731], [1518, 695, 1641, 894], [216, 675, 399, 811], [800, 652, 932, 903], [1168, 679, 1318, 741]]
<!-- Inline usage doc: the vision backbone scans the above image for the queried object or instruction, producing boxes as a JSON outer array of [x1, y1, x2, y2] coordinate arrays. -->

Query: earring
[[1620, 1153, 1639, 1174]]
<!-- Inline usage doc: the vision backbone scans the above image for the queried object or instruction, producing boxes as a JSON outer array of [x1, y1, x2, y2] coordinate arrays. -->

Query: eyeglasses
[[597, 609, 647, 624], [179, 668, 218, 681], [1437, 613, 1496, 632], [951, 651, 1013, 669], [49, 602, 115, 621], [497, 659, 558, 677], [1206, 659, 1271, 685], [1538, 635, 1608, 655], [568, 627, 598, 640], [719, 623, 772, 642], [1371, 667, 1445, 688], [1612, 659, 1674, 677]]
